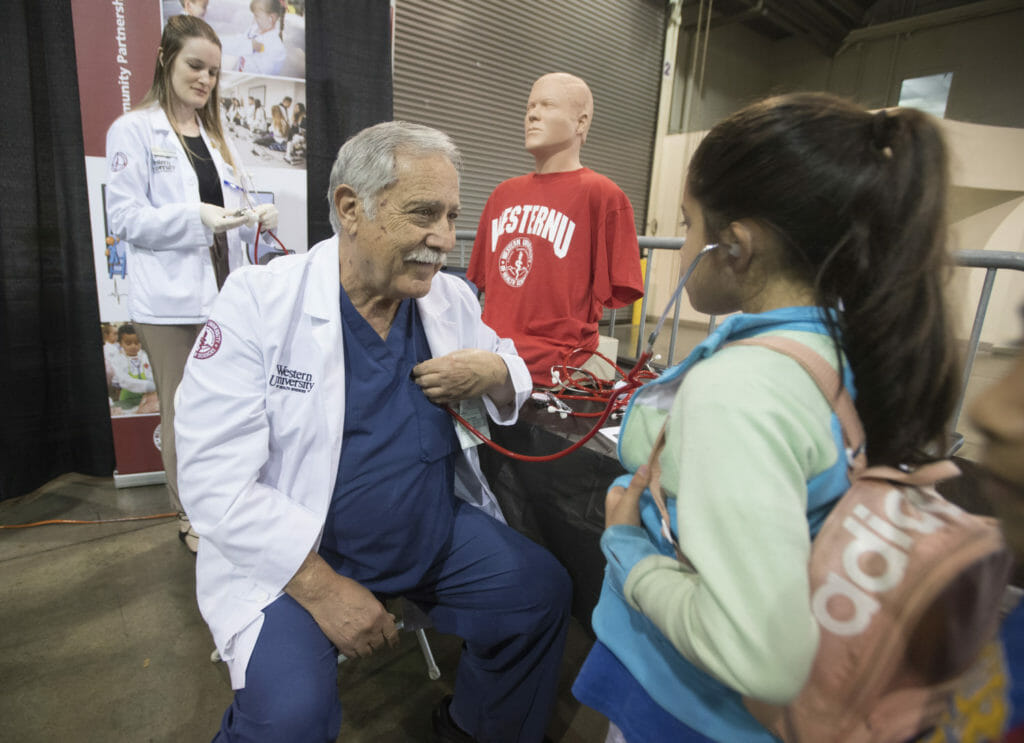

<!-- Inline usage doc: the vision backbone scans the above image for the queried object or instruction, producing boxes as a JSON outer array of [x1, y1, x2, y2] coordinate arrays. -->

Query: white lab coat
[[105, 106, 255, 324], [175, 237, 532, 688]]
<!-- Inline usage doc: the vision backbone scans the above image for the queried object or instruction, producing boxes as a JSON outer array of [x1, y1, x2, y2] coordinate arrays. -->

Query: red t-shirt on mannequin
[[468, 167, 643, 387]]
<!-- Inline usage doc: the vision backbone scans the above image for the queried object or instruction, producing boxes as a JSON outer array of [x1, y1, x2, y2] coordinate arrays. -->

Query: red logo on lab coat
[[194, 320, 223, 360]]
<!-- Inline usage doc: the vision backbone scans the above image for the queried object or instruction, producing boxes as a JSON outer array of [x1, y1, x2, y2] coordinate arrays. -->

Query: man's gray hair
[[327, 121, 463, 233]]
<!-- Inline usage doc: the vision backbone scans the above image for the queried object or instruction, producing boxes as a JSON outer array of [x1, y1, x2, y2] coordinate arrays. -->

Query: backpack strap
[[644, 422, 696, 568], [729, 336, 868, 473], [641, 333, 866, 565], [728, 336, 962, 486], [640, 334, 958, 564]]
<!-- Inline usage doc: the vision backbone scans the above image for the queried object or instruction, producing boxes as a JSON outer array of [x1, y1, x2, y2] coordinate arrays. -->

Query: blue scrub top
[[318, 289, 460, 594]]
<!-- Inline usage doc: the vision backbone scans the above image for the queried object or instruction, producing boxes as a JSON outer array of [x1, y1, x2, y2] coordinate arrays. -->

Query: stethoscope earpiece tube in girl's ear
[[645, 242, 719, 356], [445, 242, 726, 463]]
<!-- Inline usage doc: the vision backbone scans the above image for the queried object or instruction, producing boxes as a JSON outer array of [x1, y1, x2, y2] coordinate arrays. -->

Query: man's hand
[[604, 465, 650, 529], [412, 349, 513, 407], [285, 552, 399, 658]]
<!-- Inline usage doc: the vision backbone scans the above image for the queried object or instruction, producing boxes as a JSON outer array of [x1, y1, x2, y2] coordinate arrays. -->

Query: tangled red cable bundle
[[446, 346, 658, 462]]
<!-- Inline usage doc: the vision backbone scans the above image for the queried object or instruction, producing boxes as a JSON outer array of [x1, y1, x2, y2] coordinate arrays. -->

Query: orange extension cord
[[0, 512, 177, 529]]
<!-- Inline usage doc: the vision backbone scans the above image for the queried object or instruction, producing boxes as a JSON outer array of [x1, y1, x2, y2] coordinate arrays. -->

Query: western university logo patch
[[498, 237, 533, 288], [193, 320, 222, 360], [269, 364, 315, 393]]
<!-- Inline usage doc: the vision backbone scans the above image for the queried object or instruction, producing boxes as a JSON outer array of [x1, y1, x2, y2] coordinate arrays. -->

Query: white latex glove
[[199, 204, 252, 233], [254, 203, 279, 232]]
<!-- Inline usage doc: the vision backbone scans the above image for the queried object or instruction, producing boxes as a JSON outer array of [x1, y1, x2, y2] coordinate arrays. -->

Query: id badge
[[151, 147, 177, 174], [455, 398, 490, 451]]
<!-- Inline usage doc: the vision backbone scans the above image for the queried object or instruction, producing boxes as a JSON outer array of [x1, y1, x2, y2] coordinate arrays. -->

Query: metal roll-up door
[[393, 0, 666, 267]]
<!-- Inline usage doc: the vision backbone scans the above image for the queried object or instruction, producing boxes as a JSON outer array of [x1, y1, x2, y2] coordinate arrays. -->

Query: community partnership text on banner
[[112, 0, 133, 111]]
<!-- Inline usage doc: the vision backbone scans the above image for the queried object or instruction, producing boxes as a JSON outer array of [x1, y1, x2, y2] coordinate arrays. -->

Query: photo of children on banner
[[176, 0, 208, 18], [164, 0, 306, 79], [106, 323, 160, 416], [219, 80, 307, 170], [101, 322, 120, 400]]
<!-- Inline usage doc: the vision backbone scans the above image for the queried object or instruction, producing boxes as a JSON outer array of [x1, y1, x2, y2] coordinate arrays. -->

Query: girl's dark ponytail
[[689, 93, 960, 466], [818, 106, 959, 465]]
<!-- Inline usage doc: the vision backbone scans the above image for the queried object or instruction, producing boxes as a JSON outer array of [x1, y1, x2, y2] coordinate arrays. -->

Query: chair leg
[[415, 627, 441, 680], [332, 610, 442, 680]]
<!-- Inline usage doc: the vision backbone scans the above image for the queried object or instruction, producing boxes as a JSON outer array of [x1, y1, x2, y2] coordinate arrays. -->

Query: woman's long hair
[[137, 15, 234, 169], [688, 92, 960, 466], [270, 105, 288, 138]]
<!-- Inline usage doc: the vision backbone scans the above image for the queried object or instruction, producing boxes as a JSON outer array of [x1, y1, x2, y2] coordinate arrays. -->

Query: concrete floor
[[0, 335, 1013, 743], [0, 474, 608, 743]]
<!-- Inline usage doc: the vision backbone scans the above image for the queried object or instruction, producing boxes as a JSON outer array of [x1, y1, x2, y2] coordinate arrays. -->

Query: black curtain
[[306, 0, 394, 243], [0, 0, 115, 501]]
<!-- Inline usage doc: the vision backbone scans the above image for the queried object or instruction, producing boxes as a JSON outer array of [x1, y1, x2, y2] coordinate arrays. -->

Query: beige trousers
[[134, 322, 204, 513]]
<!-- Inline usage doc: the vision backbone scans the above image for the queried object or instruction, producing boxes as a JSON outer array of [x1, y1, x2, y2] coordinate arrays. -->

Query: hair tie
[[868, 107, 892, 158], [871, 109, 893, 158]]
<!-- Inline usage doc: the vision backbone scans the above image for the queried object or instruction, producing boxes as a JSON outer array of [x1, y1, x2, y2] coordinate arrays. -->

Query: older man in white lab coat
[[175, 121, 569, 743]]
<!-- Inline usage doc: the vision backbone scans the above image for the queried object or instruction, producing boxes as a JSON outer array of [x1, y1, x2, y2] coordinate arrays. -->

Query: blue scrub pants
[[214, 501, 572, 743]]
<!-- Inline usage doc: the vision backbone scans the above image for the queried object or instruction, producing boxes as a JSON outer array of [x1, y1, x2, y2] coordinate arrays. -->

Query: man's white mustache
[[404, 247, 447, 266]]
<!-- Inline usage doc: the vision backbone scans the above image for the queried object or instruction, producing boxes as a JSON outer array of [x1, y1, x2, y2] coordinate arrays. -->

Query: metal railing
[[950, 250, 1024, 434], [452, 231, 689, 356], [629, 242, 1022, 443], [454, 229, 1022, 440]]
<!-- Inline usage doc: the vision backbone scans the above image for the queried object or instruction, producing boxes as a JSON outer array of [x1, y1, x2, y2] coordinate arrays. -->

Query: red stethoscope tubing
[[546, 347, 658, 416], [229, 173, 291, 264], [253, 226, 290, 265], [446, 350, 652, 462], [442, 244, 715, 462]]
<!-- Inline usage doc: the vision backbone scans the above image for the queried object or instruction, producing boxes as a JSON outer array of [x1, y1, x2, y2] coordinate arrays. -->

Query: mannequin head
[[524, 72, 593, 173]]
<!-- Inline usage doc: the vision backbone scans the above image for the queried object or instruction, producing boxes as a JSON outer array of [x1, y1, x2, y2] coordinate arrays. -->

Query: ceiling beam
[[839, 0, 1023, 53]]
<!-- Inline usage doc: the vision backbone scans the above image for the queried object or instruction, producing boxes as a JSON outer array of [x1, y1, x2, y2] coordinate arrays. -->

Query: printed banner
[[72, 0, 308, 484]]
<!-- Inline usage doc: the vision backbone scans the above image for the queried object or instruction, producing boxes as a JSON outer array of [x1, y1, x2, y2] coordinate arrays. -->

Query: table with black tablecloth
[[476, 401, 626, 635]]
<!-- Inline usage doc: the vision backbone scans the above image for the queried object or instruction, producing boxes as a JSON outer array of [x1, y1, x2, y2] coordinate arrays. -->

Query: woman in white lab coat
[[105, 14, 277, 551]]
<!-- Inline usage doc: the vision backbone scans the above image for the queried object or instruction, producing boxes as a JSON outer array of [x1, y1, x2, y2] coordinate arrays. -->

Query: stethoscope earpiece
[[644, 242, 721, 356]]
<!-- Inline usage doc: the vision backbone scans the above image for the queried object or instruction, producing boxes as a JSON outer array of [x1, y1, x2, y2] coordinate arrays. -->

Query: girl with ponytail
[[572, 92, 960, 742], [227, 0, 288, 75]]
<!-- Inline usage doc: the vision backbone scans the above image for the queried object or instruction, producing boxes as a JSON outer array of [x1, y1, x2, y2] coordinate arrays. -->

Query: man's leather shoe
[[432, 695, 475, 742], [431, 695, 555, 743]]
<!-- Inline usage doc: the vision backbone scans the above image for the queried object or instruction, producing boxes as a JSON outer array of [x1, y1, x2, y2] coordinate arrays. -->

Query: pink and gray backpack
[[645, 335, 1015, 743]]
